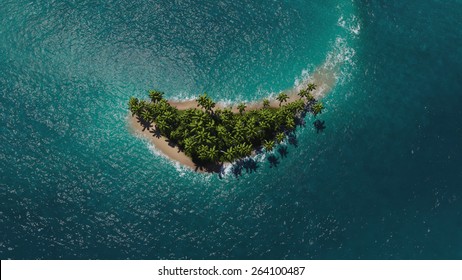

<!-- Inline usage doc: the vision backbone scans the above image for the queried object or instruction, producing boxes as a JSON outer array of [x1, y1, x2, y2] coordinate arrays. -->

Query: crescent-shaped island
[[128, 66, 336, 173]]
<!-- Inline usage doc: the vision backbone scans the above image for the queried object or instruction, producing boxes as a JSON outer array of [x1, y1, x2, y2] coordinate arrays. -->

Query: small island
[[128, 82, 325, 172]]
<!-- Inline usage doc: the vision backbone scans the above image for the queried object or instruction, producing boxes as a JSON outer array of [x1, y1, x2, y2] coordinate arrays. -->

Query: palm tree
[[129, 104, 143, 116], [205, 119, 216, 133], [218, 109, 234, 128], [237, 103, 246, 115], [233, 119, 246, 142], [242, 143, 253, 157], [196, 93, 208, 106], [197, 145, 218, 162], [195, 129, 214, 145], [276, 93, 289, 106], [204, 98, 216, 113], [162, 110, 175, 121], [223, 147, 236, 162], [258, 109, 276, 129], [298, 89, 308, 99], [197, 145, 208, 161], [307, 83, 317, 92], [287, 99, 305, 114], [184, 137, 197, 156], [128, 97, 139, 113], [207, 145, 219, 162], [216, 125, 227, 136], [196, 93, 215, 113], [130, 100, 148, 117], [169, 128, 183, 142], [275, 108, 289, 128], [188, 119, 204, 135], [156, 99, 171, 114], [156, 118, 171, 132], [148, 90, 164, 103], [141, 109, 152, 122], [276, 132, 285, 143], [312, 101, 324, 116], [286, 116, 295, 130], [245, 118, 261, 141], [306, 93, 315, 103], [263, 140, 275, 152], [262, 99, 270, 108], [236, 143, 252, 158]]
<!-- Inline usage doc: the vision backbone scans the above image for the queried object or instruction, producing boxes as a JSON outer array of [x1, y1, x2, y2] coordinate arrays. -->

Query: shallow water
[[1, 0, 461, 259]]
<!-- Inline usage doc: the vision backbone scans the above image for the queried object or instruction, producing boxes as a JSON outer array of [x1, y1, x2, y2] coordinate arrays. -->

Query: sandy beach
[[128, 64, 336, 172]]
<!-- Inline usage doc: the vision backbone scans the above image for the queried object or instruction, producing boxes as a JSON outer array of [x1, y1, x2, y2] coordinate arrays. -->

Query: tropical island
[[128, 81, 326, 172]]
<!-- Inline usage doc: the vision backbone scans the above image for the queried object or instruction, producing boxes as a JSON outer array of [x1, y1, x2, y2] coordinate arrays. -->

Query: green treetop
[[276, 93, 289, 106], [307, 83, 317, 92], [149, 90, 164, 103], [196, 93, 216, 113], [237, 103, 247, 115], [312, 101, 324, 116]]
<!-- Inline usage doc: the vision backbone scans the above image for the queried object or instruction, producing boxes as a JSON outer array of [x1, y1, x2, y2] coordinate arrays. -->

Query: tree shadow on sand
[[136, 116, 153, 131], [152, 125, 162, 138]]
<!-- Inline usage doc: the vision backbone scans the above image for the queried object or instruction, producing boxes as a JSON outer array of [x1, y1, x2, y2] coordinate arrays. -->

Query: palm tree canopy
[[276, 93, 289, 106], [276, 132, 285, 143], [307, 83, 317, 92], [263, 140, 275, 152], [312, 101, 324, 115], [298, 89, 308, 99], [237, 103, 247, 114], [306, 93, 315, 102], [195, 93, 215, 112], [148, 90, 164, 103]]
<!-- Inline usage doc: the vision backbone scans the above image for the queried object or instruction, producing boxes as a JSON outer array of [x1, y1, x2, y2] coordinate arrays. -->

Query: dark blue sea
[[1, 0, 461, 259]]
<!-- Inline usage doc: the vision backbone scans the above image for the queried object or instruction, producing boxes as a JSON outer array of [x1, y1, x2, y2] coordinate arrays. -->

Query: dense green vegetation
[[129, 83, 323, 166]]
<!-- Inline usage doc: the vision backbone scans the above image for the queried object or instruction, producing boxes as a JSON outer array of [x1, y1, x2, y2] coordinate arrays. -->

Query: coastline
[[128, 114, 201, 171], [128, 65, 336, 172]]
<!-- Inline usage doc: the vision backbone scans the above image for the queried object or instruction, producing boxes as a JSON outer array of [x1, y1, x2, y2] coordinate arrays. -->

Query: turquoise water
[[1, 0, 461, 259]]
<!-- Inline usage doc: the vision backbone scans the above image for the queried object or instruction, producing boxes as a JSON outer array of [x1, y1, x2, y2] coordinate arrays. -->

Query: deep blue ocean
[[1, 0, 461, 259]]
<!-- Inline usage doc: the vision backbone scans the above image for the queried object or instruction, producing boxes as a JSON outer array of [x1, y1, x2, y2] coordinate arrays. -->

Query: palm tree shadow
[[254, 147, 264, 155], [136, 116, 152, 132], [231, 158, 259, 178], [267, 154, 280, 168], [231, 163, 243, 178], [287, 133, 298, 147], [152, 125, 162, 138], [199, 162, 223, 174], [242, 158, 258, 173], [295, 117, 306, 127], [277, 145, 288, 158], [313, 119, 326, 133]]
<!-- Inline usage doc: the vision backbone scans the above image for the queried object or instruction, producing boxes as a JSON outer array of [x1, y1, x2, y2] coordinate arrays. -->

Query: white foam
[[292, 34, 356, 100], [337, 14, 361, 36], [143, 138, 196, 175]]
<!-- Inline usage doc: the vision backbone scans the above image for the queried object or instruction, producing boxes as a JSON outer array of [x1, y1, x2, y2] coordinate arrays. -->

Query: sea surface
[[1, 0, 461, 259]]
